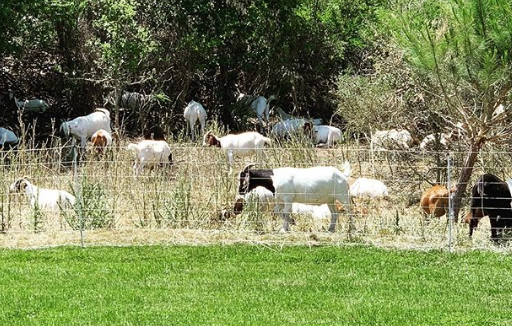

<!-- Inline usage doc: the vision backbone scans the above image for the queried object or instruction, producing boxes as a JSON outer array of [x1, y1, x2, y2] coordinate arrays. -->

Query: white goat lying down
[[237, 162, 351, 231], [371, 129, 413, 151], [304, 123, 342, 147], [127, 140, 172, 175], [203, 131, 271, 172], [60, 108, 111, 149], [349, 177, 389, 199], [233, 186, 336, 220], [9, 177, 75, 211], [237, 94, 275, 134], [183, 100, 207, 141]]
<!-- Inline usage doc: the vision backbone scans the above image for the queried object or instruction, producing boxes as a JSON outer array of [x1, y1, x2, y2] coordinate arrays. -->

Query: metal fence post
[[73, 146, 85, 248], [447, 153, 453, 253]]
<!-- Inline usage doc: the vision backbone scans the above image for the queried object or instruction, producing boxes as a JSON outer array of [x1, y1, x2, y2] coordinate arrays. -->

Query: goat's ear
[[244, 172, 251, 186], [19, 180, 28, 191]]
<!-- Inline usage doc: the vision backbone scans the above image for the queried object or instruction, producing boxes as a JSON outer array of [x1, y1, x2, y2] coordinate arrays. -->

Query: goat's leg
[[189, 121, 195, 142], [227, 151, 234, 174], [280, 202, 293, 231], [257, 116, 264, 134], [327, 203, 339, 232], [200, 119, 205, 140], [489, 216, 498, 241], [336, 193, 352, 233], [469, 218, 479, 237]]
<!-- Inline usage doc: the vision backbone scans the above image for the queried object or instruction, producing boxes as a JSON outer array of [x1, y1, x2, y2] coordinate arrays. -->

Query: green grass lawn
[[0, 245, 511, 325]]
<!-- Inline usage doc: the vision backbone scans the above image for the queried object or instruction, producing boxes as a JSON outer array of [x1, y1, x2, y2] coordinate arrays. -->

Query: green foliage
[[86, 0, 156, 77], [0, 0, 389, 136], [164, 171, 192, 227], [67, 176, 114, 230], [385, 0, 512, 112]]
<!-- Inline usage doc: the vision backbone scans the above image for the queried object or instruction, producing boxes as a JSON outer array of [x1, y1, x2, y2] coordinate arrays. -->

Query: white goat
[[306, 124, 342, 147], [127, 140, 172, 175], [237, 162, 351, 231], [349, 177, 389, 198], [371, 129, 413, 151], [233, 186, 338, 221], [419, 133, 451, 151], [91, 129, 113, 154], [0, 127, 18, 147], [420, 128, 462, 151], [237, 94, 275, 134], [120, 91, 152, 110], [271, 118, 312, 138], [183, 100, 207, 141], [272, 106, 322, 125], [203, 131, 271, 173], [60, 108, 111, 149], [9, 177, 75, 211]]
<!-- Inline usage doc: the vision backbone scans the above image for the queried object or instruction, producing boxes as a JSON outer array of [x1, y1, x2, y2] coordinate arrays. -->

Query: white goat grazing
[[371, 129, 413, 151], [60, 108, 111, 149], [271, 118, 312, 138], [127, 140, 172, 175], [0, 127, 18, 147], [272, 106, 322, 125], [203, 131, 271, 173], [349, 177, 389, 199], [91, 129, 113, 154], [238, 162, 351, 231], [237, 94, 275, 134], [9, 177, 75, 211], [183, 100, 207, 141], [305, 124, 342, 147]]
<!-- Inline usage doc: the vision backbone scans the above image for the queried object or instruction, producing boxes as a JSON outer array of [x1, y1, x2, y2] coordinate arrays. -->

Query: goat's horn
[[242, 164, 256, 173]]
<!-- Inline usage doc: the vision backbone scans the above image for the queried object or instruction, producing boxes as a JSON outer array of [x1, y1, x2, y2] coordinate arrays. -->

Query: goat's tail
[[341, 161, 351, 179], [95, 108, 110, 118]]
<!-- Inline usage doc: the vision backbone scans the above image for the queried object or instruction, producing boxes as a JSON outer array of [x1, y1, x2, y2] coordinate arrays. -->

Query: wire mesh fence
[[1, 139, 512, 251]]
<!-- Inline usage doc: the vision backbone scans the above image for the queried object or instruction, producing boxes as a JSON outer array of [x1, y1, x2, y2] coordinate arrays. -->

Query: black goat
[[469, 173, 512, 241]]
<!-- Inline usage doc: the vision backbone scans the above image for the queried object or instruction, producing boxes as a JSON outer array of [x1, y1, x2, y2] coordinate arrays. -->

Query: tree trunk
[[451, 139, 483, 222]]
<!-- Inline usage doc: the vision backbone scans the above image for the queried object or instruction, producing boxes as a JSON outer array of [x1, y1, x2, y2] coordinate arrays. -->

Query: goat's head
[[60, 121, 70, 137], [233, 198, 246, 215], [203, 131, 220, 147], [9, 177, 30, 193], [303, 121, 313, 138], [238, 164, 256, 195]]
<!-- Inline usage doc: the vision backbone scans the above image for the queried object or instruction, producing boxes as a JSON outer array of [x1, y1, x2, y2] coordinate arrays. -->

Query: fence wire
[[1, 140, 512, 251]]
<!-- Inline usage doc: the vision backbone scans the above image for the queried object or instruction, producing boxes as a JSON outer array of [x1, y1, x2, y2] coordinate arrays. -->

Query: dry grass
[[1, 131, 511, 251]]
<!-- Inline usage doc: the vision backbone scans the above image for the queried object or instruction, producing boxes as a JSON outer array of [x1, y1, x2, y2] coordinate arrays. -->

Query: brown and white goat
[[91, 129, 113, 154]]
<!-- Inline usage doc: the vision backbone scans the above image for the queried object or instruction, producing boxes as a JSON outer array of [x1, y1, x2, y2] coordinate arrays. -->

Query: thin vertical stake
[[447, 154, 453, 253], [73, 146, 84, 248]]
